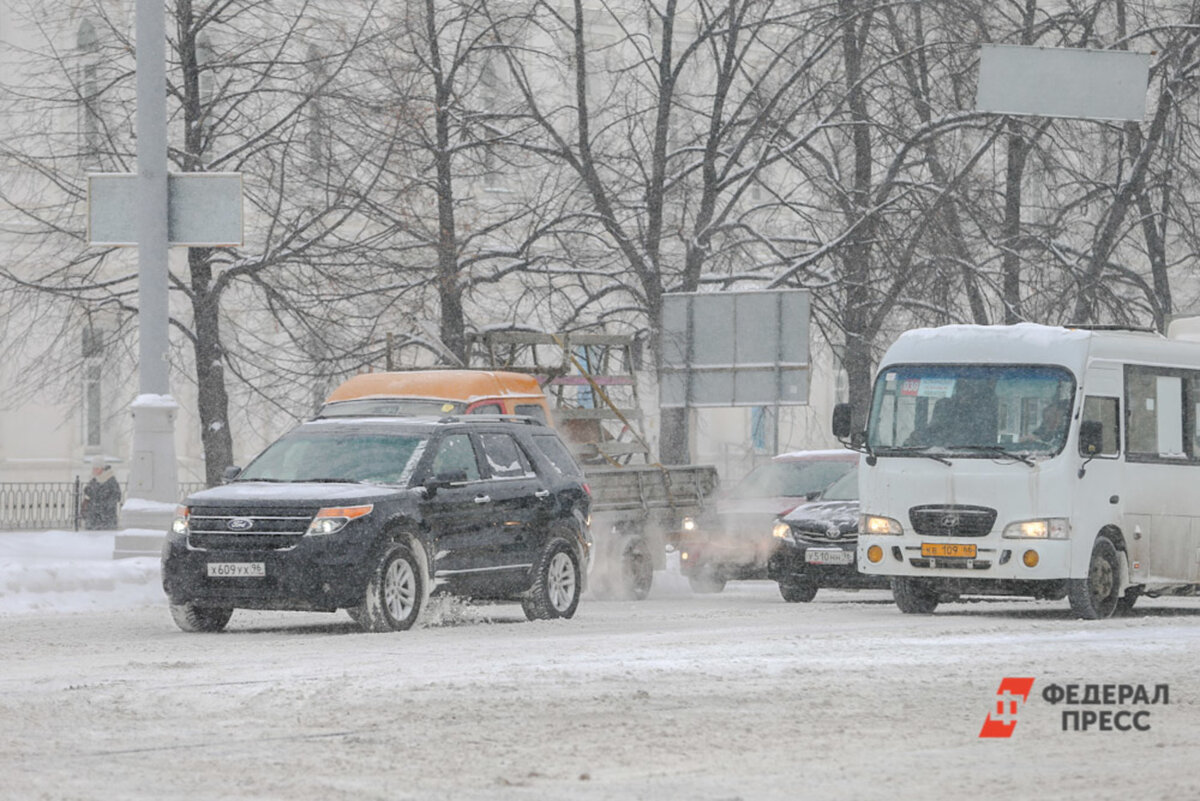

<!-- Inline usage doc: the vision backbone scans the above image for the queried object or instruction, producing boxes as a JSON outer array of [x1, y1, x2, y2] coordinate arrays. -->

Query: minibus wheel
[[892, 576, 938, 614], [1068, 537, 1121, 619]]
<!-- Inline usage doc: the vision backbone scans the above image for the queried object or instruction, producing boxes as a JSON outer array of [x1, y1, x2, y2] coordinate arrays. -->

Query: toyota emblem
[[227, 517, 254, 531]]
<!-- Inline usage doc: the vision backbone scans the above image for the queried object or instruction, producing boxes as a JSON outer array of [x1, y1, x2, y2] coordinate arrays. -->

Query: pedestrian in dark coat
[[82, 459, 121, 530]]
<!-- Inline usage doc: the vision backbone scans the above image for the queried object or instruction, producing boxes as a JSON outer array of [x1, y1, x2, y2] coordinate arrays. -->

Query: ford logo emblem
[[227, 517, 254, 531]]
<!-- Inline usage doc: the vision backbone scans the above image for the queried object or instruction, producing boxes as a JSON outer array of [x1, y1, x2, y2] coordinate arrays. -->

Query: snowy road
[[1, 533, 1199, 800]]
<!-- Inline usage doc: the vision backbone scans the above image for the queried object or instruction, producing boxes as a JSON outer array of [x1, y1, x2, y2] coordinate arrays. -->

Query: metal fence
[[0, 480, 208, 531]]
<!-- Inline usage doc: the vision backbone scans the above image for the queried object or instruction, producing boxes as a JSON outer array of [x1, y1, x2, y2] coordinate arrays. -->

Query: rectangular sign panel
[[976, 44, 1150, 122], [88, 172, 243, 246], [660, 289, 810, 407]]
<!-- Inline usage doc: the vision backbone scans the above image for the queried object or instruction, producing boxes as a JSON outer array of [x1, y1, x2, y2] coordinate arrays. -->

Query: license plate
[[806, 548, 854, 565], [921, 542, 977, 559], [206, 562, 265, 578]]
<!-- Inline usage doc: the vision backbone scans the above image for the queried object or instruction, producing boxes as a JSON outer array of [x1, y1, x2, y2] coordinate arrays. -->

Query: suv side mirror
[[1078, 420, 1103, 456], [832, 403, 853, 439], [422, 469, 468, 496], [222, 465, 242, 483]]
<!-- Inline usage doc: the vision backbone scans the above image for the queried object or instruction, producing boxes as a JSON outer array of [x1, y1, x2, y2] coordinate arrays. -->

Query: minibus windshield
[[867, 365, 1075, 457]]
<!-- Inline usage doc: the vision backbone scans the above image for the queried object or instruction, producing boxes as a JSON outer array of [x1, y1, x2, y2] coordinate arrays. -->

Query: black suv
[[162, 416, 591, 632]]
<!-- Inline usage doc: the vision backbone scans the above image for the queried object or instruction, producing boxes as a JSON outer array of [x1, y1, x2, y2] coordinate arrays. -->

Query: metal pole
[[136, 0, 169, 392], [121, 0, 179, 530]]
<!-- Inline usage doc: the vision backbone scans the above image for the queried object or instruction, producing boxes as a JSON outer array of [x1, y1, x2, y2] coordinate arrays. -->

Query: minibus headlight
[[306, 504, 373, 536], [772, 521, 794, 542], [860, 514, 903, 535], [1002, 518, 1070, 539], [681, 516, 697, 532]]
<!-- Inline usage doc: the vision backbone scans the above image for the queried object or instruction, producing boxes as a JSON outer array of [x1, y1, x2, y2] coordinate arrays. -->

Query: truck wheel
[[169, 602, 233, 633], [892, 576, 938, 614], [619, 536, 654, 601], [688, 574, 726, 594], [1068, 537, 1121, 619], [354, 542, 424, 632], [779, 579, 818, 603], [522, 538, 581, 620]]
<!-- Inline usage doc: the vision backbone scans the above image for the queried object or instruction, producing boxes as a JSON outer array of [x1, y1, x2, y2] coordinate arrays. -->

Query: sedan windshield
[[238, 431, 429, 485], [867, 365, 1075, 456], [734, 459, 854, 498]]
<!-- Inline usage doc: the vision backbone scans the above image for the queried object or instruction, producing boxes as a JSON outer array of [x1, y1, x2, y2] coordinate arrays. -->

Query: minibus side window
[[1126, 367, 1188, 460], [1080, 397, 1120, 457]]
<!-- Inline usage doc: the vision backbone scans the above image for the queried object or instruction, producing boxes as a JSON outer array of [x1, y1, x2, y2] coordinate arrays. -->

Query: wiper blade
[[879, 446, 952, 466], [953, 445, 1035, 467], [295, 477, 366, 484]]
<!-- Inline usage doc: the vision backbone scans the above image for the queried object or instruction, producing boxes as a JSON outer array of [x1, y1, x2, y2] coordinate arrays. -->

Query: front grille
[[909, 505, 996, 537], [187, 505, 316, 552]]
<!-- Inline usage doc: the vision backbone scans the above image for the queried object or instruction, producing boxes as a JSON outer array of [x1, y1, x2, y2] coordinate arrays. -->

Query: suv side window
[[532, 433, 583, 478], [431, 433, 481, 481], [479, 433, 535, 478]]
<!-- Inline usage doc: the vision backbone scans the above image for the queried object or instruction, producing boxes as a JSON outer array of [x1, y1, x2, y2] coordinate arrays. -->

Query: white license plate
[[206, 562, 265, 578], [805, 548, 853, 566]]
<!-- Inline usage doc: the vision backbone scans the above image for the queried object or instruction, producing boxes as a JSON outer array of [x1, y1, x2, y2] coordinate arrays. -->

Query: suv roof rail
[[435, 414, 544, 426]]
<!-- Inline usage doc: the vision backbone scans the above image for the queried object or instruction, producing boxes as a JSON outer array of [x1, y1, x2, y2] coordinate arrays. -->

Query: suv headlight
[[170, 506, 189, 537], [1002, 518, 1069, 539], [771, 520, 794, 542], [306, 505, 373, 536], [860, 514, 903, 535]]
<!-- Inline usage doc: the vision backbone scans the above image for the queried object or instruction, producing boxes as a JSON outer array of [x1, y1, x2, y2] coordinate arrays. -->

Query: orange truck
[[320, 369, 719, 599]]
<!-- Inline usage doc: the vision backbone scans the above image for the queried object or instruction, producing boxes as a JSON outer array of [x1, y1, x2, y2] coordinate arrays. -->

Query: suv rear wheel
[[522, 538, 581, 620], [354, 542, 425, 632]]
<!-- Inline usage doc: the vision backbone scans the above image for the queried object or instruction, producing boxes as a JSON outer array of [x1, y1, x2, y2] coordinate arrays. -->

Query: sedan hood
[[781, 500, 860, 539]]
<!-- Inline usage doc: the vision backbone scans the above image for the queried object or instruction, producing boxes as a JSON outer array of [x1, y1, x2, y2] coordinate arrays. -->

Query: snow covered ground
[[2, 529, 1199, 800]]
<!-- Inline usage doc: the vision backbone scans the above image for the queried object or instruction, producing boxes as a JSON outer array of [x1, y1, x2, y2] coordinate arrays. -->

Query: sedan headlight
[[1002, 518, 1069, 539], [771, 520, 794, 542], [306, 505, 373, 536], [170, 506, 189, 537], [860, 514, 903, 535]]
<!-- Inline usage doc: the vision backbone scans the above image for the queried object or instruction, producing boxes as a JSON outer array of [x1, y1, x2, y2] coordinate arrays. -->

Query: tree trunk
[[188, 248, 235, 486]]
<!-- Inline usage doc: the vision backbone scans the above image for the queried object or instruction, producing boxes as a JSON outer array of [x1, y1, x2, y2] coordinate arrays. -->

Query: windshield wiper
[[879, 446, 952, 466], [953, 444, 1036, 467], [295, 477, 366, 484]]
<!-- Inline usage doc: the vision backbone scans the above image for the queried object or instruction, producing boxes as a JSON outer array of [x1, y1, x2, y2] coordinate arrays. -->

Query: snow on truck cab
[[836, 322, 1200, 619], [320, 370, 553, 425]]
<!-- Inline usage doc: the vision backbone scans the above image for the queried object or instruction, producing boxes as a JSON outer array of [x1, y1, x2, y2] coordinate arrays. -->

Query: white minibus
[[835, 322, 1200, 618]]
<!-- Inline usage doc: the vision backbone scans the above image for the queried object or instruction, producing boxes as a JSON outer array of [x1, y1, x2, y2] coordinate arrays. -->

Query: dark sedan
[[766, 467, 889, 602]]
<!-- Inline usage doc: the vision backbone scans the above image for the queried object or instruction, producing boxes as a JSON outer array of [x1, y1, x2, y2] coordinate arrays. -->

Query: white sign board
[[660, 290, 810, 407], [88, 172, 244, 246], [976, 44, 1150, 122]]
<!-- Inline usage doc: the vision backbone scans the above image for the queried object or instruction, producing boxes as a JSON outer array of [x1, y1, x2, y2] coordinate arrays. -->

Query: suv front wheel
[[522, 537, 581, 620], [354, 541, 425, 632]]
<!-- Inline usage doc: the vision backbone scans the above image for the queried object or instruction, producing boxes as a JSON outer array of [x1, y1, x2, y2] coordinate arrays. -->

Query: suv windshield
[[238, 430, 429, 484], [867, 364, 1075, 456], [734, 459, 854, 498]]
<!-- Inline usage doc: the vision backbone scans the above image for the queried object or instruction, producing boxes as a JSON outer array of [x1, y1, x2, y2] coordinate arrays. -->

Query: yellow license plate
[[921, 542, 977, 559]]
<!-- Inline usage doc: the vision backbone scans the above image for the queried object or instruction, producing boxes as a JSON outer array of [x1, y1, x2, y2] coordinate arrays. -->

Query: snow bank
[[0, 529, 163, 615]]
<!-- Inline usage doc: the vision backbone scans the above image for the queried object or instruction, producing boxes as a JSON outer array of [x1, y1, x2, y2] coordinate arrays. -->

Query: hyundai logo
[[940, 514, 960, 530], [227, 517, 254, 531]]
